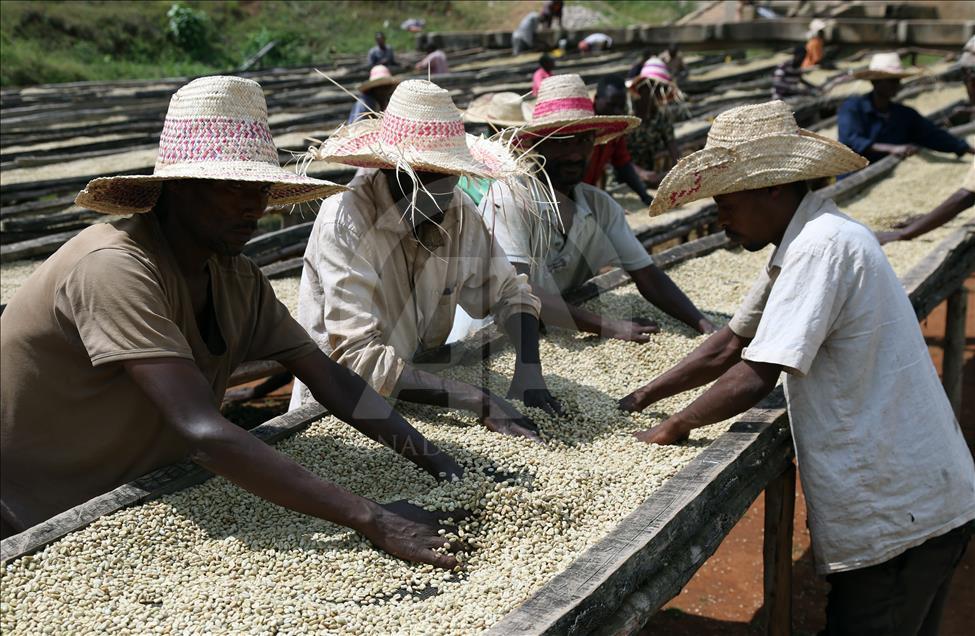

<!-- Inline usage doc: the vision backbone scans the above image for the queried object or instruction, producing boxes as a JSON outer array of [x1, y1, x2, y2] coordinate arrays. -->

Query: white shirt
[[733, 192, 975, 573], [479, 179, 654, 294], [290, 169, 539, 406]]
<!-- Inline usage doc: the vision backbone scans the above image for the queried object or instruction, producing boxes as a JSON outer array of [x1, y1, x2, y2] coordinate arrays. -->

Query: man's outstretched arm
[[123, 357, 459, 569], [628, 264, 716, 334], [634, 358, 781, 445]]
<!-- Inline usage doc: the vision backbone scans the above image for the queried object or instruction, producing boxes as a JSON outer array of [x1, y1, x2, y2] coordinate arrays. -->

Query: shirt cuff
[[741, 345, 810, 377]]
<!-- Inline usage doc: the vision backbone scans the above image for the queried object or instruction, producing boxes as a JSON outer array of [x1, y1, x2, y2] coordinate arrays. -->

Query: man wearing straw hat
[[292, 79, 563, 442], [838, 52, 973, 163], [348, 65, 400, 124], [0, 76, 465, 570], [621, 100, 975, 633], [481, 74, 716, 343]]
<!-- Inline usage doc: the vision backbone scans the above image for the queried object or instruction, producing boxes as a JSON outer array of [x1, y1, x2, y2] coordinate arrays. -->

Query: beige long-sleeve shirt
[[291, 168, 539, 405]]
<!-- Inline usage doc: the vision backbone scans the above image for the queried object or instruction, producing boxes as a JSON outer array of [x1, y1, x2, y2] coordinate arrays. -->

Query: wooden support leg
[[943, 285, 968, 418], [762, 461, 796, 636]]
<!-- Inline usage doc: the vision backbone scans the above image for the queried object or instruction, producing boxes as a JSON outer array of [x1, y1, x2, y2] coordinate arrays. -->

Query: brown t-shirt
[[0, 213, 317, 532]]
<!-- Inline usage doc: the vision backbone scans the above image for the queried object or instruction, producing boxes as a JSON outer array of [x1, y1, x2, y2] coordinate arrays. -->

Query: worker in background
[[481, 74, 716, 343], [876, 158, 975, 244], [838, 52, 974, 162], [532, 53, 555, 95], [626, 57, 683, 185], [292, 79, 563, 442], [367, 31, 397, 68], [540, 0, 563, 29], [415, 41, 449, 76], [659, 43, 688, 84], [622, 100, 974, 635], [627, 49, 654, 80], [0, 77, 466, 570], [578, 33, 613, 55], [585, 75, 655, 206], [771, 45, 820, 100], [801, 19, 827, 68], [512, 11, 540, 55], [347, 65, 400, 123]]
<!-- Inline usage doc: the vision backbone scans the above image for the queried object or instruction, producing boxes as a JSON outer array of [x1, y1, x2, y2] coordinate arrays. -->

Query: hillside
[[0, 1, 692, 87]]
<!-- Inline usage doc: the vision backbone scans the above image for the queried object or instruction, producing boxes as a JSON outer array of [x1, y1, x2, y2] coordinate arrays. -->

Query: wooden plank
[[943, 285, 969, 418], [0, 402, 329, 565], [762, 462, 796, 636], [0, 229, 81, 261]]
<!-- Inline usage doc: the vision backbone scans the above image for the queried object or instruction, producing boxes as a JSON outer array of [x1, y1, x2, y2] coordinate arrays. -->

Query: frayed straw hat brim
[[519, 115, 640, 145], [462, 93, 532, 126], [649, 130, 868, 215], [358, 76, 401, 93], [315, 117, 522, 179], [76, 162, 347, 215]]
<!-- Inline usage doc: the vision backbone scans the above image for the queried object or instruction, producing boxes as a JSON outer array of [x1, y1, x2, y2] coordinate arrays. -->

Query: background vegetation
[[0, 1, 693, 86]]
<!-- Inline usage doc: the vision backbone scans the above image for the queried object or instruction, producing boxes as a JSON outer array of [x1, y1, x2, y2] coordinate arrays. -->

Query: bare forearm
[[666, 360, 778, 431], [393, 363, 485, 413], [635, 326, 743, 403], [533, 286, 609, 335], [631, 265, 710, 332], [899, 189, 975, 240]]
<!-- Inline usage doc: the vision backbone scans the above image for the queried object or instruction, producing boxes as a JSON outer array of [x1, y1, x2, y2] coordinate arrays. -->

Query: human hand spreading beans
[[604, 317, 660, 342], [362, 500, 464, 570]]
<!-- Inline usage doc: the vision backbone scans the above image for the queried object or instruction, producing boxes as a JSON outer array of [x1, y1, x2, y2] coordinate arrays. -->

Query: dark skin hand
[[876, 188, 975, 245], [143, 179, 463, 568], [382, 169, 562, 440]]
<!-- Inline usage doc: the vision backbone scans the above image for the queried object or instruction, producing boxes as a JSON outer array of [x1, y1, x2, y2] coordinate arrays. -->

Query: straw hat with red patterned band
[[626, 57, 685, 103], [306, 79, 524, 180], [358, 64, 400, 93], [75, 76, 346, 215], [650, 100, 867, 216], [517, 74, 639, 145], [463, 92, 533, 127], [852, 52, 920, 81]]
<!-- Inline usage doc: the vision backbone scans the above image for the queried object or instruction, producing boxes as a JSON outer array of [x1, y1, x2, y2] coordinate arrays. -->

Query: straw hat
[[805, 18, 827, 39], [308, 79, 523, 179], [358, 65, 400, 93], [852, 52, 920, 81], [626, 57, 685, 103], [650, 100, 867, 215], [463, 92, 532, 127], [518, 74, 639, 145], [75, 76, 345, 215]]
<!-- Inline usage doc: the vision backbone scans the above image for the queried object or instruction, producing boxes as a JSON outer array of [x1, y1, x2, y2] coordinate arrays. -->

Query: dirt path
[[639, 275, 975, 635]]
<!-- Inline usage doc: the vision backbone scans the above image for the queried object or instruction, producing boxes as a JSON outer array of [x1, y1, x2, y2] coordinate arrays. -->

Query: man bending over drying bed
[[290, 79, 563, 442], [0, 77, 465, 570], [620, 100, 975, 634], [481, 74, 716, 343]]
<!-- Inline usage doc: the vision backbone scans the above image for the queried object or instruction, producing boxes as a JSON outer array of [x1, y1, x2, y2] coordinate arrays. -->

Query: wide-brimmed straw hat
[[805, 18, 827, 38], [518, 74, 639, 145], [852, 52, 920, 81], [358, 65, 400, 93], [463, 92, 532, 127], [75, 76, 345, 215], [626, 57, 685, 103], [307, 79, 524, 179], [650, 100, 867, 215]]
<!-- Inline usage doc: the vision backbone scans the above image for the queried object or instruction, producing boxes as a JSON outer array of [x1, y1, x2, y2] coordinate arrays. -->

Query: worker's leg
[[822, 521, 972, 636]]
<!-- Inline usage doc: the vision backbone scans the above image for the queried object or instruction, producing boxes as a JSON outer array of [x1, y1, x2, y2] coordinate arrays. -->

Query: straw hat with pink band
[[306, 79, 526, 181], [852, 52, 921, 81], [626, 57, 685, 103], [76, 76, 346, 216], [358, 64, 400, 93], [517, 74, 639, 145], [650, 100, 867, 216]]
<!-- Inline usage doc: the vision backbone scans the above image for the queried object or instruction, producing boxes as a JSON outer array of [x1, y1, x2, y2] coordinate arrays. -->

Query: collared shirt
[[479, 179, 654, 294], [347, 92, 379, 124], [291, 168, 539, 404], [627, 109, 675, 170], [730, 192, 975, 574], [367, 45, 396, 68], [1, 213, 316, 531], [584, 136, 632, 187], [838, 92, 970, 163]]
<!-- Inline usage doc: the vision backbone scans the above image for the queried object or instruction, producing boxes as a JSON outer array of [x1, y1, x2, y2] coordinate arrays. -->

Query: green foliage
[[166, 3, 215, 62]]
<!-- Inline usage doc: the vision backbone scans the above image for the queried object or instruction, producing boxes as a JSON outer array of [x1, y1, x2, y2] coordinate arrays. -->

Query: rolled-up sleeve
[[742, 249, 846, 376], [314, 220, 406, 396], [728, 268, 775, 339]]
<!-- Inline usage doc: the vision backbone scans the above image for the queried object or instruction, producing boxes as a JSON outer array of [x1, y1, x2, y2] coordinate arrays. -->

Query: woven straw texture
[[75, 76, 345, 215], [463, 92, 532, 127], [852, 52, 920, 80], [310, 80, 523, 179], [358, 65, 400, 93], [519, 74, 639, 145], [650, 100, 868, 215]]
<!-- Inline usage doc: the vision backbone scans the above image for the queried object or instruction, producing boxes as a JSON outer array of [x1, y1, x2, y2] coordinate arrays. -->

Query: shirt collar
[[767, 190, 831, 272]]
